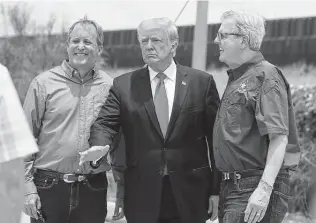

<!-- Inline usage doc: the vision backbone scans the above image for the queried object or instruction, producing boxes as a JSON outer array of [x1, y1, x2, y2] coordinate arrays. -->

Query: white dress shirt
[[148, 60, 177, 120]]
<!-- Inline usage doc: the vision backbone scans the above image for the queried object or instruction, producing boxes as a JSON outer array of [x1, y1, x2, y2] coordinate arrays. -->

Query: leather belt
[[222, 169, 264, 182], [222, 168, 289, 182], [35, 169, 91, 183]]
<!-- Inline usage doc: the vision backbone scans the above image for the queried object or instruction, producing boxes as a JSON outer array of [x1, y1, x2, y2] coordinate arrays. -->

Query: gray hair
[[137, 17, 179, 44], [221, 10, 266, 51], [67, 16, 104, 47]]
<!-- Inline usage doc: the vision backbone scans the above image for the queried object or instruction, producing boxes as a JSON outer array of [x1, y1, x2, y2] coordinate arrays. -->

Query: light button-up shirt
[[23, 60, 113, 194]]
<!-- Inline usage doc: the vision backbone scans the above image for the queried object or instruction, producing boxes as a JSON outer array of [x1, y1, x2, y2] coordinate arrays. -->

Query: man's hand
[[112, 198, 124, 221], [23, 193, 41, 219], [79, 145, 109, 166], [208, 195, 219, 221], [244, 185, 272, 223]]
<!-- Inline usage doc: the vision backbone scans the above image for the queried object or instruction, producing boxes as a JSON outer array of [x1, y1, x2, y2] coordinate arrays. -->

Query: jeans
[[218, 170, 290, 223], [30, 170, 108, 223]]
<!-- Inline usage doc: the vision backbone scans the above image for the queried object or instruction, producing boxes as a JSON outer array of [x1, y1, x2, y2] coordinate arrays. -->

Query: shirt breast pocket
[[226, 93, 248, 127]]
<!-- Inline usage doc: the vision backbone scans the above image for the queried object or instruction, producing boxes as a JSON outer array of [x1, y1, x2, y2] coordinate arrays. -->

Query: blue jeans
[[218, 170, 290, 223], [30, 170, 108, 223]]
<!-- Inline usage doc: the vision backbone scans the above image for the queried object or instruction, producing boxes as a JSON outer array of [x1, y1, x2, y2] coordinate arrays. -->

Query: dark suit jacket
[[89, 64, 221, 223]]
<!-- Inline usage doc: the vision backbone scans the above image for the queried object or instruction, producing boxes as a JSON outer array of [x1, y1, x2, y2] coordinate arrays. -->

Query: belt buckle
[[233, 172, 241, 184], [223, 172, 230, 180], [63, 174, 75, 183]]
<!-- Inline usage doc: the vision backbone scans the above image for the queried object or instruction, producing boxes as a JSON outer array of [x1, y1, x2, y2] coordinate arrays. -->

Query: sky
[[1, 0, 316, 36]]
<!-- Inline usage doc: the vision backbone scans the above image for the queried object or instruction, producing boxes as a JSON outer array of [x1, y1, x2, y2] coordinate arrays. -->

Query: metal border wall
[[102, 16, 316, 68]]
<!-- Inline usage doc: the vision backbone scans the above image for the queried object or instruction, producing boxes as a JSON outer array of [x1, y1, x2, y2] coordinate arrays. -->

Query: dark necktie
[[154, 73, 169, 137]]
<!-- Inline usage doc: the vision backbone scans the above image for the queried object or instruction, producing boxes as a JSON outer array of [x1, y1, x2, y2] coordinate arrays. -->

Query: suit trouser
[[157, 176, 206, 223], [157, 176, 181, 223], [30, 170, 107, 223]]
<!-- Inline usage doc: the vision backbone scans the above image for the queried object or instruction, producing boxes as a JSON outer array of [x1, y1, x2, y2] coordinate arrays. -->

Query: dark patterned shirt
[[213, 52, 300, 172]]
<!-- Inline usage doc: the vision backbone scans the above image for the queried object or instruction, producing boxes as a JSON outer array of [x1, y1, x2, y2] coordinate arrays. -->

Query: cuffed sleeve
[[25, 181, 38, 196], [24, 153, 38, 195]]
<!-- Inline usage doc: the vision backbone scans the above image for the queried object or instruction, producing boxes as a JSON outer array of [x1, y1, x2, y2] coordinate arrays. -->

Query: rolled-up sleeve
[[256, 77, 289, 136]]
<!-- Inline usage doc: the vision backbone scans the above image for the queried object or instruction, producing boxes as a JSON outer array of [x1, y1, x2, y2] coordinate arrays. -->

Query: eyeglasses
[[216, 32, 243, 41]]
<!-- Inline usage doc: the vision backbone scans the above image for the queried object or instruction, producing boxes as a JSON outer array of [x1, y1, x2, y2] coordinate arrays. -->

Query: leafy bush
[[289, 85, 316, 215]]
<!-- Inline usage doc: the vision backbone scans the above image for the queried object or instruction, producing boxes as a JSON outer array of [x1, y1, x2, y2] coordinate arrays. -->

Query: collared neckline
[[148, 60, 177, 82], [61, 60, 98, 79], [227, 52, 265, 82]]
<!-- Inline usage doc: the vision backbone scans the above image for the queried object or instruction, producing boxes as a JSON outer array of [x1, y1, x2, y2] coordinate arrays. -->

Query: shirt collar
[[61, 60, 98, 79], [227, 52, 265, 81], [148, 60, 177, 82]]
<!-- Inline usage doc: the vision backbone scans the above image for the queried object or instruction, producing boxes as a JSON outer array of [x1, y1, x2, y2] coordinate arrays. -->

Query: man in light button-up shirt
[[22, 17, 122, 223]]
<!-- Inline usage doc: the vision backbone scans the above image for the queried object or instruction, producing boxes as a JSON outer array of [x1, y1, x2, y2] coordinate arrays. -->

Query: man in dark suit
[[79, 17, 221, 223]]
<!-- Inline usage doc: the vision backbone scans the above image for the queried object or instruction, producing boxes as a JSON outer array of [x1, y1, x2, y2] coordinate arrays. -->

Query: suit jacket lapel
[[136, 68, 164, 139], [165, 65, 189, 140]]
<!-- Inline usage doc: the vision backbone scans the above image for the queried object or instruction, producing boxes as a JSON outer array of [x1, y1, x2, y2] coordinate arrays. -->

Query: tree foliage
[[289, 85, 316, 216], [0, 2, 67, 102]]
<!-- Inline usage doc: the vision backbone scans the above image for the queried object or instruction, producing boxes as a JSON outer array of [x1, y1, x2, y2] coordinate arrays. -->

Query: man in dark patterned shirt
[[22, 17, 122, 223], [213, 10, 301, 223]]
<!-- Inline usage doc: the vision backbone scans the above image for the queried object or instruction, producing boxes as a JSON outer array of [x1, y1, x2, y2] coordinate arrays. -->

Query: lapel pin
[[182, 81, 186, 86]]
